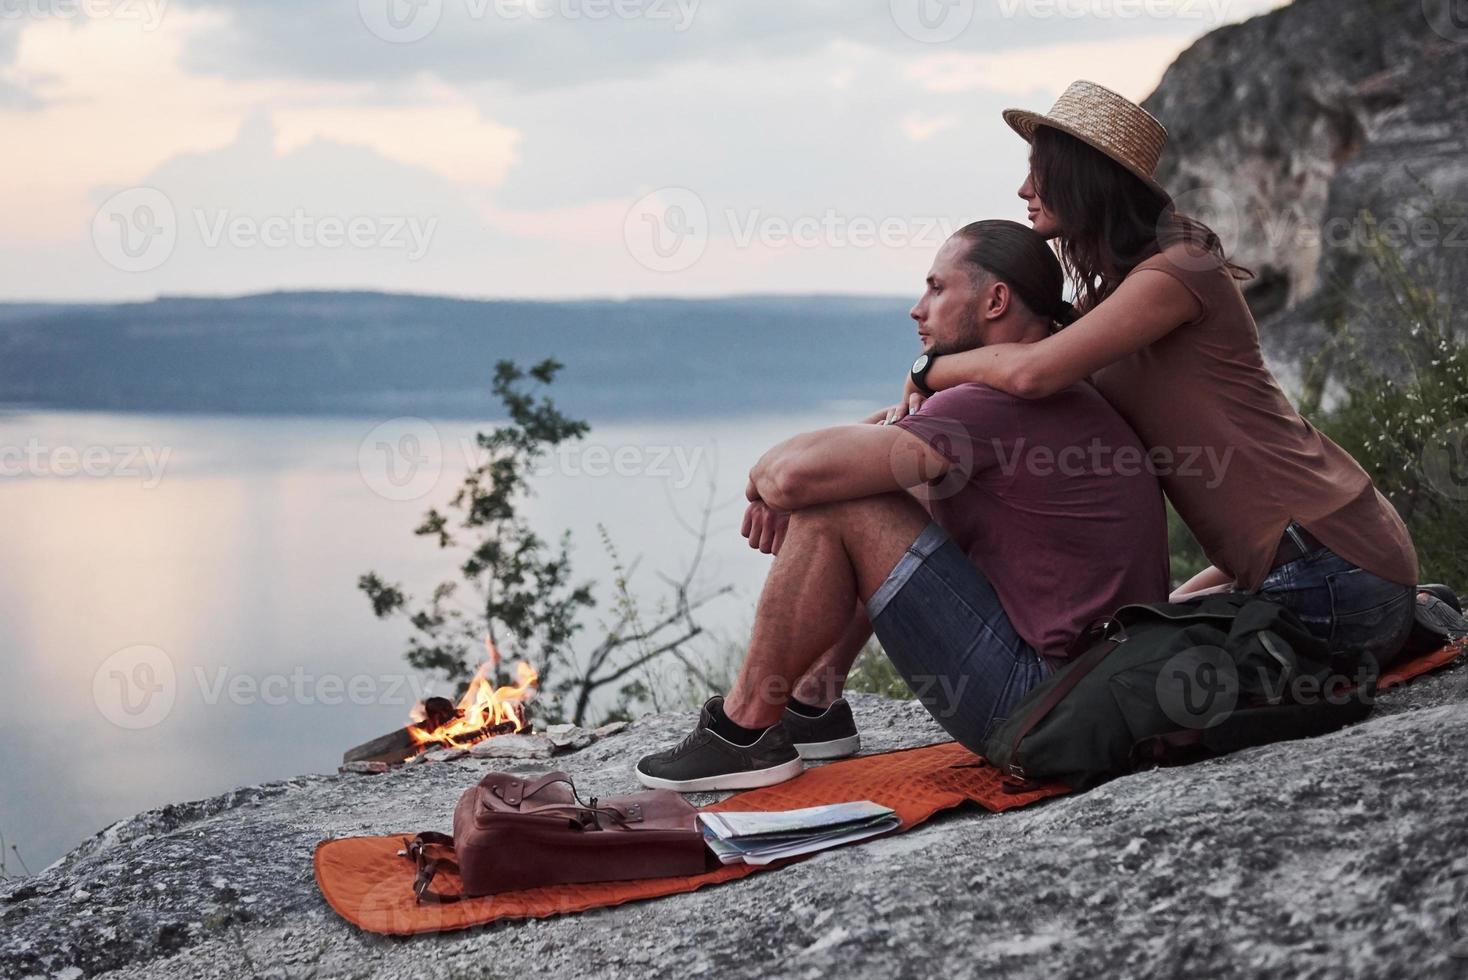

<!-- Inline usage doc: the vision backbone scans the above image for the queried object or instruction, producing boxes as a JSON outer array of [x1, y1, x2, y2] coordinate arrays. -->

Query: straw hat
[[1003, 80, 1171, 200]]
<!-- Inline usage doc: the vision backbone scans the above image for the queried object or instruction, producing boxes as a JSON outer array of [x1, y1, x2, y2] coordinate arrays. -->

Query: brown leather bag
[[408, 770, 710, 900]]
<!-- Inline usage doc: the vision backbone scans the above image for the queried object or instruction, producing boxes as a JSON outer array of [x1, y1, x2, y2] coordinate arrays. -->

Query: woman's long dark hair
[[1030, 126, 1252, 311], [954, 218, 1079, 328]]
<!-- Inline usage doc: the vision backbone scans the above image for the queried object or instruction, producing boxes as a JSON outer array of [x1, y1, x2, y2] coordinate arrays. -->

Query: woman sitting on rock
[[890, 80, 1419, 668]]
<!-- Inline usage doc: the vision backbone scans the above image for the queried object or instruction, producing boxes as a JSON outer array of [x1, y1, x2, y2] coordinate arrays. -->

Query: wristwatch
[[910, 352, 937, 396]]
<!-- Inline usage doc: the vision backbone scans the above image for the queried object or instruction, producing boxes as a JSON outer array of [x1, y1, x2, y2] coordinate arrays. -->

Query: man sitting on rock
[[635, 220, 1170, 791]]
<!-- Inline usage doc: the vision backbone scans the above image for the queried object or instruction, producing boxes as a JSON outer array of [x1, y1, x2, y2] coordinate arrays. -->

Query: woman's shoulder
[[1132, 242, 1233, 283], [1126, 242, 1239, 314]]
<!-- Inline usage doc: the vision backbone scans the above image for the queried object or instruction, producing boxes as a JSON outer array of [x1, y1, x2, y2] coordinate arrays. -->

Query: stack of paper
[[698, 801, 900, 865]]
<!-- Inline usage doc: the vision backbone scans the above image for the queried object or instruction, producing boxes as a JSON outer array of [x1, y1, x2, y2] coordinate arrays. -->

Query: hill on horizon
[[0, 291, 917, 420]]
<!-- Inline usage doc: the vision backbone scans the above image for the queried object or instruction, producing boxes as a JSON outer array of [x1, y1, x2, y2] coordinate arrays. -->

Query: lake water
[[0, 407, 858, 872]]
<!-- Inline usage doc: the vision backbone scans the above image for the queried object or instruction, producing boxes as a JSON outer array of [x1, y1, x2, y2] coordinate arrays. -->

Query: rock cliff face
[[1142, 0, 1468, 393], [2, 674, 1466, 980]]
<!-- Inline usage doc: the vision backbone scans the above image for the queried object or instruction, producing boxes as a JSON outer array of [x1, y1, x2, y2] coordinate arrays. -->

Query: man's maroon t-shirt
[[896, 381, 1169, 663]]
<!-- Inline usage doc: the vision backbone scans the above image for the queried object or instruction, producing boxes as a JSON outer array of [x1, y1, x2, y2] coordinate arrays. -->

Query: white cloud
[[0, 1, 1297, 299], [0, 13, 520, 244], [169, 0, 1277, 90], [905, 35, 1194, 102], [902, 113, 959, 142], [272, 80, 521, 187], [1, 10, 249, 240]]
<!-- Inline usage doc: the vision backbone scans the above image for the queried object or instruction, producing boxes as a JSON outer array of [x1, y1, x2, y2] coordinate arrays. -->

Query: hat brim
[[1002, 107, 1172, 203]]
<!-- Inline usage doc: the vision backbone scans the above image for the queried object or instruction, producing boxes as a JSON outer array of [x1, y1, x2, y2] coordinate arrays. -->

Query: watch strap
[[911, 353, 937, 396]]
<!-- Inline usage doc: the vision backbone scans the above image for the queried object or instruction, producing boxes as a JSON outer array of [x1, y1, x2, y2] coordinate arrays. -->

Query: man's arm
[[747, 423, 952, 512]]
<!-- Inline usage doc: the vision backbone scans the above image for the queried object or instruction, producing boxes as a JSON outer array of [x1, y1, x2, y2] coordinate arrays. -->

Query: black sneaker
[[1420, 584, 1464, 616], [635, 697, 803, 792], [782, 697, 861, 760], [1399, 586, 1468, 660], [1417, 586, 1468, 640]]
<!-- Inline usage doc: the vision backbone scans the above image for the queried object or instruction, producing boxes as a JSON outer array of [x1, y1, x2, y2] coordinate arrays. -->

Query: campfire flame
[[407, 638, 539, 752]]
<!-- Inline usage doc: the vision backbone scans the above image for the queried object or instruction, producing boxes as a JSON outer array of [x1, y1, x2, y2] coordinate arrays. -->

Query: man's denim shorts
[[866, 522, 1049, 752]]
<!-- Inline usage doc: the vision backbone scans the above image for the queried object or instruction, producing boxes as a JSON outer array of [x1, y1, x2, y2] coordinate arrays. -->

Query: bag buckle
[[1000, 764, 1041, 795]]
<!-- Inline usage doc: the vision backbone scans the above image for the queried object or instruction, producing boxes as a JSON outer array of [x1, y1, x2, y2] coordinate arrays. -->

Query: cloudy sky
[[2, 0, 1286, 301]]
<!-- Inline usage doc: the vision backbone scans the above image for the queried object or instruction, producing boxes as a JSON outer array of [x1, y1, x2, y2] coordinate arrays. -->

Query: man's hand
[[741, 500, 790, 554], [860, 402, 921, 425], [866, 379, 927, 425], [901, 375, 926, 417]]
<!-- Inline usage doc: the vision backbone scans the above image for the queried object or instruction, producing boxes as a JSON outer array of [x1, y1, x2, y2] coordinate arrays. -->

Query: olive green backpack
[[984, 594, 1377, 791]]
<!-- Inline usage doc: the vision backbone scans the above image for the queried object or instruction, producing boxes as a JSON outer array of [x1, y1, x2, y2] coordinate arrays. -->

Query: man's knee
[[788, 499, 847, 531], [789, 494, 929, 586], [793, 493, 915, 533]]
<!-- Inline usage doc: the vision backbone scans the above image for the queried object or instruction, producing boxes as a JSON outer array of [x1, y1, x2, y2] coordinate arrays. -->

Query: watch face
[[912, 354, 929, 373]]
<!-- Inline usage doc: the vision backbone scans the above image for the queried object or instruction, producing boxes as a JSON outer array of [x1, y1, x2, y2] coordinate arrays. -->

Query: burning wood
[[342, 643, 540, 767], [406, 660, 537, 749]]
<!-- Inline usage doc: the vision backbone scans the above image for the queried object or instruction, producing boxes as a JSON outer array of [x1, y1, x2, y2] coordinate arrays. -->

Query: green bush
[[702, 632, 918, 704], [843, 638, 917, 700], [1314, 211, 1468, 592], [1167, 502, 1210, 592]]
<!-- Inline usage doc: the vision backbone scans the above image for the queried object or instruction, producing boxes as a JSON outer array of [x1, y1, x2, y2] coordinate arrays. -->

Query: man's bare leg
[[790, 602, 871, 709], [787, 488, 932, 708], [722, 492, 928, 729]]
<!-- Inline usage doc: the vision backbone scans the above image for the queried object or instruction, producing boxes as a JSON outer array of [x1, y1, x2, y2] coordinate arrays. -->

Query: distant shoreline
[[0, 291, 917, 420]]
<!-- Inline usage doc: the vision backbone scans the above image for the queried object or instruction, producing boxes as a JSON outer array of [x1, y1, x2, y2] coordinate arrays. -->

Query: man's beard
[[926, 306, 985, 357]]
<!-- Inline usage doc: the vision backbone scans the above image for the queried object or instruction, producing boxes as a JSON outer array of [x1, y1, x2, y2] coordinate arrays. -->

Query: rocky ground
[[2, 660, 1466, 980]]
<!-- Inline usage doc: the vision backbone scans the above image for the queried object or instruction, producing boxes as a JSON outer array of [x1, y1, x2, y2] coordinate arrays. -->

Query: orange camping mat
[[1379, 637, 1463, 688], [315, 639, 1463, 936], [315, 739, 1064, 935]]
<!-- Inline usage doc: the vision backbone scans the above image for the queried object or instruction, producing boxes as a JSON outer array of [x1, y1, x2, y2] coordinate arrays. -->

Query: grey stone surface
[[2, 665, 1466, 980], [544, 724, 595, 751], [467, 733, 556, 760]]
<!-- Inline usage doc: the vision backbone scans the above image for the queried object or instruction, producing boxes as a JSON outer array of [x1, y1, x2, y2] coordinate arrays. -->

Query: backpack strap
[[489, 772, 637, 826], [1000, 633, 1124, 788], [405, 832, 461, 904]]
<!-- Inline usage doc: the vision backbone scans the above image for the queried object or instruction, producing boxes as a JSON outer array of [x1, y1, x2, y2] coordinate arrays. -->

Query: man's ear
[[986, 280, 1011, 320]]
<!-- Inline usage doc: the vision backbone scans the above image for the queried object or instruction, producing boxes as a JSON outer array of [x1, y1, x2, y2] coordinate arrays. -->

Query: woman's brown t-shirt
[[1090, 244, 1418, 591]]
